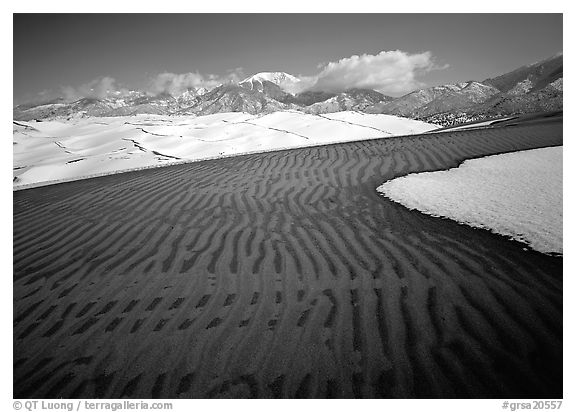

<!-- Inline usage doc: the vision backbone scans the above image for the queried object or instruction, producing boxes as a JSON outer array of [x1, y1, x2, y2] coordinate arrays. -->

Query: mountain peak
[[241, 71, 299, 84], [240, 72, 302, 94]]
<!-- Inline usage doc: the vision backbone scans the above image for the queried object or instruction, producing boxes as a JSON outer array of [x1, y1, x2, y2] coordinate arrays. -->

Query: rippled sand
[[14, 120, 562, 398]]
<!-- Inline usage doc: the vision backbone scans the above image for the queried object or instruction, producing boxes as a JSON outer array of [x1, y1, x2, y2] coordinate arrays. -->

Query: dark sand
[[14, 120, 562, 398]]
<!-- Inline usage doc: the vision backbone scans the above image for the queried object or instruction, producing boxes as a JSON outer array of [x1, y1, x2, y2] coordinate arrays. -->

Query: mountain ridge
[[13, 54, 563, 126]]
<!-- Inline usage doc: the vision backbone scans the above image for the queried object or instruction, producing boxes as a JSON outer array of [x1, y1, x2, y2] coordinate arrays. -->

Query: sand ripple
[[14, 121, 562, 398]]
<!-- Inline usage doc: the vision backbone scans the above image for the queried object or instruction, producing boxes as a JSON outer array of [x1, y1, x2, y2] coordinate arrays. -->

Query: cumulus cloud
[[282, 75, 317, 94], [308, 50, 446, 95], [225, 67, 246, 84], [150, 68, 246, 95], [61, 76, 127, 101]]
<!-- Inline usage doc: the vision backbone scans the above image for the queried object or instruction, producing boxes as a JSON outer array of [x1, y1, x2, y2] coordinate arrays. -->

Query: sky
[[13, 13, 563, 105]]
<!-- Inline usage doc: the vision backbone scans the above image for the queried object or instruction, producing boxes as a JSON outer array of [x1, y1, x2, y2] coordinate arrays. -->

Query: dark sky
[[13, 13, 563, 104]]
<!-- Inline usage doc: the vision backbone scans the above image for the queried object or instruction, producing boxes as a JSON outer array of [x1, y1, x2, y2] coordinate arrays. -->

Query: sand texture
[[14, 121, 562, 398]]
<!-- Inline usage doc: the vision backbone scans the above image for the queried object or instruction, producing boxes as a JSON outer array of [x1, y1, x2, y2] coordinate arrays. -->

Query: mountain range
[[13, 54, 562, 126]]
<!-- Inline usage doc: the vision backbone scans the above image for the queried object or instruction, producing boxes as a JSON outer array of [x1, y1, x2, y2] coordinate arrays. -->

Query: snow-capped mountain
[[239, 79, 290, 101], [176, 88, 208, 106], [303, 89, 394, 114], [368, 81, 500, 118], [239, 72, 302, 94], [176, 83, 292, 116], [419, 54, 563, 125]]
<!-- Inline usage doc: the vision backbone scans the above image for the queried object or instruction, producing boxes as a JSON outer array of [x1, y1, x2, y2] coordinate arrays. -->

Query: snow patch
[[377, 147, 562, 255]]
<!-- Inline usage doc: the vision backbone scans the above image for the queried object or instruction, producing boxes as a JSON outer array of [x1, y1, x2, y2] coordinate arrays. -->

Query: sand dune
[[13, 121, 562, 398], [13, 111, 438, 188]]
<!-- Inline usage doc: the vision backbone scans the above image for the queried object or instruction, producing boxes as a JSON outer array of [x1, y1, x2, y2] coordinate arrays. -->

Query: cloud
[[308, 50, 446, 95], [225, 67, 246, 83], [19, 50, 447, 105], [150, 72, 219, 95], [150, 69, 245, 95], [61, 76, 127, 101], [287, 75, 317, 94]]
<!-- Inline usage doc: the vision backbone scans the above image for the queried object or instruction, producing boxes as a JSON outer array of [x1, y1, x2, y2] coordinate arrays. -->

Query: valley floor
[[13, 121, 562, 398]]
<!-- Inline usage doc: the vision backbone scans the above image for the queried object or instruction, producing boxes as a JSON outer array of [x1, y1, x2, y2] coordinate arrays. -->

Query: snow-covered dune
[[377, 146, 562, 255], [13, 111, 439, 188], [319, 111, 439, 135]]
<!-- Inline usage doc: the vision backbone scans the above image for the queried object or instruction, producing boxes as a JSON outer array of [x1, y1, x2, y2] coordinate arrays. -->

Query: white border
[[5, 5, 571, 410]]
